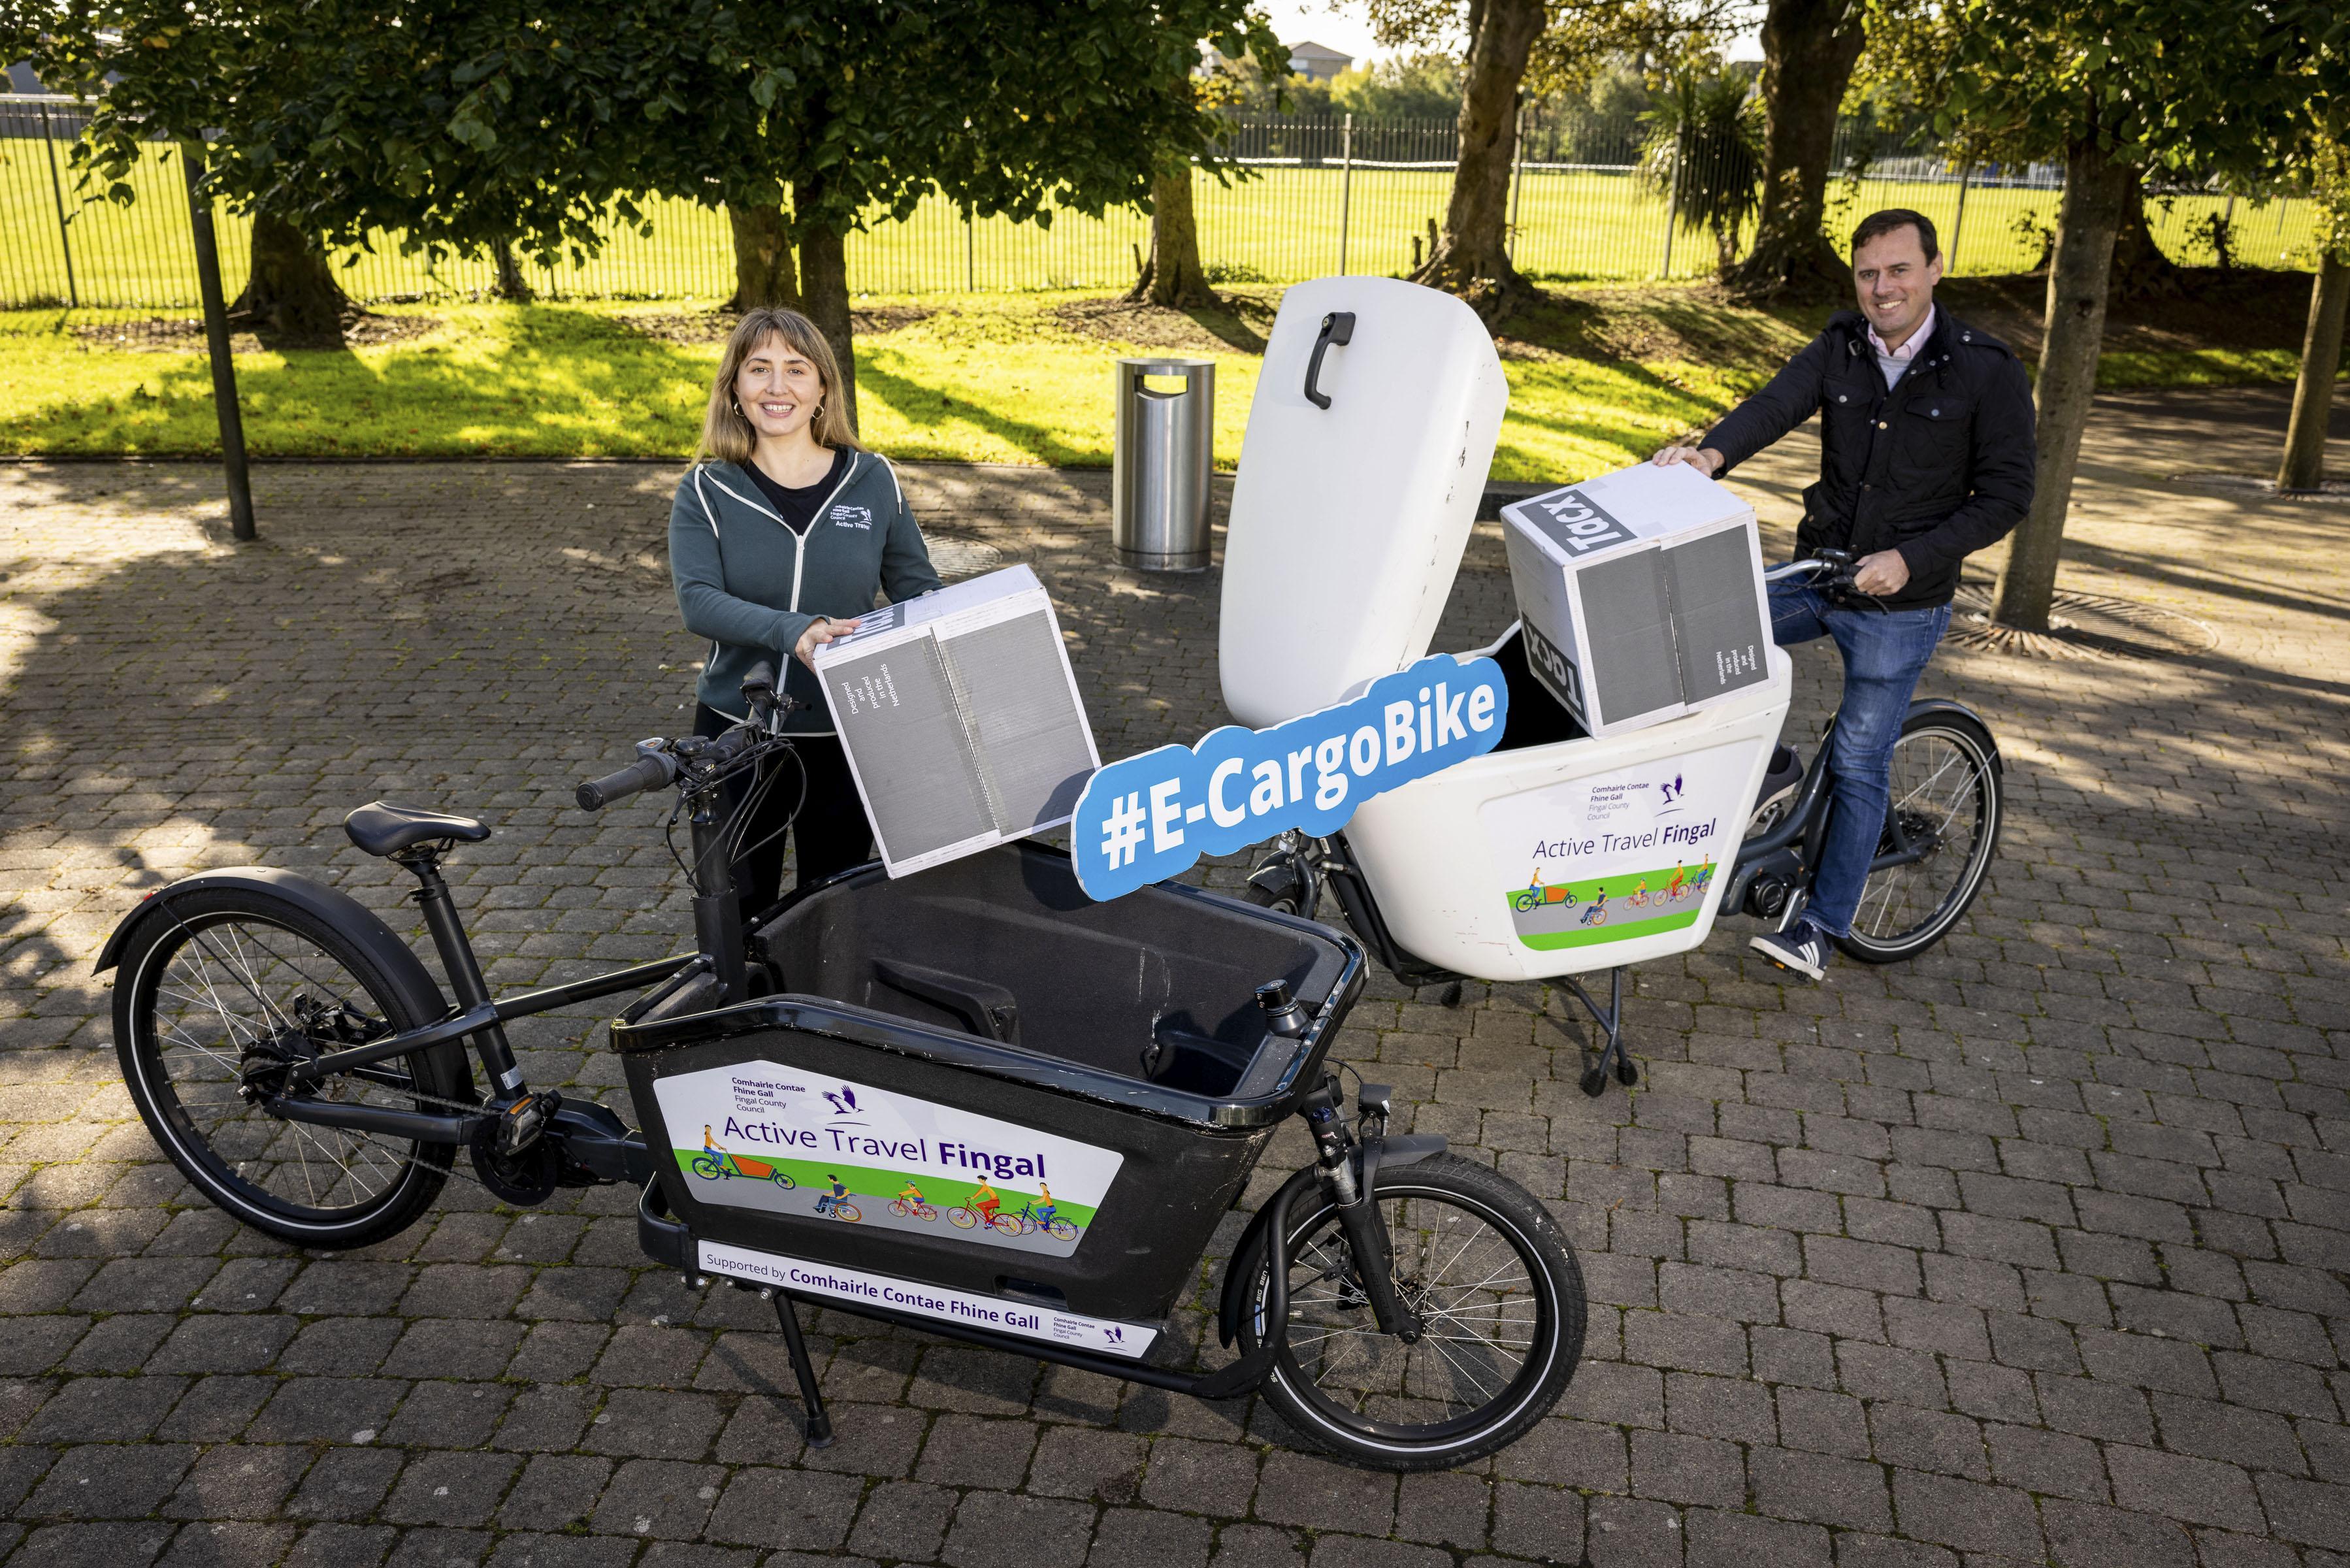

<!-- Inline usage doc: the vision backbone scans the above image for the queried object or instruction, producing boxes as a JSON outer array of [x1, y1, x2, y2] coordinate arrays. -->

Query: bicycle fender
[[1213, 1135, 1448, 1349], [1906, 699, 2001, 772], [94, 867, 448, 1021]]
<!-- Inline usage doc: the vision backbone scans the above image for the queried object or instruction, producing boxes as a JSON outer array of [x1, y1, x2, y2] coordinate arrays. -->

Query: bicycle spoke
[[140, 914, 429, 1222]]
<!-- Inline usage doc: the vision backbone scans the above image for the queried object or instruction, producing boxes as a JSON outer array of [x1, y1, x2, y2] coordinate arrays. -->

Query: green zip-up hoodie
[[669, 451, 943, 732]]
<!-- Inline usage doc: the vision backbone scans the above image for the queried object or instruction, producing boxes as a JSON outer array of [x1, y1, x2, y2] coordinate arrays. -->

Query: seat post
[[397, 847, 523, 1096]]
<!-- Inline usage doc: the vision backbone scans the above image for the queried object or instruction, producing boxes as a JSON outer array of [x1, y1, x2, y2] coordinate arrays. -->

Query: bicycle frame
[[250, 762, 753, 1160]]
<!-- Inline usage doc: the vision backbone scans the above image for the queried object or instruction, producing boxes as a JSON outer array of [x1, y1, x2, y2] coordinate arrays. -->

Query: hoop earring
[[730, 397, 743, 417]]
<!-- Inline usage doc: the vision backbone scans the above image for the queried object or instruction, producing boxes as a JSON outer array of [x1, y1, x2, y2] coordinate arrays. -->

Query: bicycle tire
[[770, 1170, 796, 1190], [112, 887, 468, 1248], [1834, 709, 2002, 964], [949, 1207, 978, 1230], [689, 1154, 721, 1179], [1047, 1217, 1078, 1242], [1238, 1154, 1585, 1471]]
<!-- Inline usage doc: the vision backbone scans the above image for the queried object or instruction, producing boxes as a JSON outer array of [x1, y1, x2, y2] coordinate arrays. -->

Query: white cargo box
[[1217, 278, 1791, 981], [813, 564, 1100, 877], [1501, 461, 1772, 738], [1341, 629, 1787, 981]]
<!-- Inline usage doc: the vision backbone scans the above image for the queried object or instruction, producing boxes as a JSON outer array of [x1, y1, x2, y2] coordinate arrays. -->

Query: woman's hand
[[793, 614, 861, 670]]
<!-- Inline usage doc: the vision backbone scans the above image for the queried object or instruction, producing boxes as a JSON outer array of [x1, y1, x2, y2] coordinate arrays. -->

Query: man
[[1653, 208, 2034, 981]]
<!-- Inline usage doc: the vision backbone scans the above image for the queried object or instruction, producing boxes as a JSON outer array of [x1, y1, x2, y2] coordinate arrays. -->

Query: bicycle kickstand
[[1567, 967, 1639, 1098], [772, 1292, 835, 1448]]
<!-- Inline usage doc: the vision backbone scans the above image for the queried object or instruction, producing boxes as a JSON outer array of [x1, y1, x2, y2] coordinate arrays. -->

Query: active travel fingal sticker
[[652, 1064, 1120, 1259], [1071, 655, 1510, 902], [696, 1239, 1158, 1360], [1478, 739, 1760, 951]]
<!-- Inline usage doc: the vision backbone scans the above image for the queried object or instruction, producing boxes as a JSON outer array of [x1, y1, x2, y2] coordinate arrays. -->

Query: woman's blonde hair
[[696, 308, 862, 464]]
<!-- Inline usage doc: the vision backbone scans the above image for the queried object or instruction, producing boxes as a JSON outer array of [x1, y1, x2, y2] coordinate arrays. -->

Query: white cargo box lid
[[1219, 277, 1507, 728]]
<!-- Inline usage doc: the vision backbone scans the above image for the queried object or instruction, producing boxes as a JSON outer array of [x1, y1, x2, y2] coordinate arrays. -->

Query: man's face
[[1852, 226, 1942, 344]]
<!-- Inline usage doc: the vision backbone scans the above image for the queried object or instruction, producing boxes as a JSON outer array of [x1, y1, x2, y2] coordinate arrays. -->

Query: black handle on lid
[[1302, 311, 1354, 410]]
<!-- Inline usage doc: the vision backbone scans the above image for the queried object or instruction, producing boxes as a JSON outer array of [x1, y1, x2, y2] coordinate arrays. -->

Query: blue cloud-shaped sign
[[1071, 655, 1510, 902]]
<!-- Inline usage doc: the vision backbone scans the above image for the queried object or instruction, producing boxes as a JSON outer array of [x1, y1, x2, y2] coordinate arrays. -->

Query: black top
[[1701, 308, 2036, 611], [742, 447, 852, 535]]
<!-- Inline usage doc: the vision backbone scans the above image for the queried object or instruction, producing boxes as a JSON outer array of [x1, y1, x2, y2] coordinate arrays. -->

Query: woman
[[669, 308, 941, 917]]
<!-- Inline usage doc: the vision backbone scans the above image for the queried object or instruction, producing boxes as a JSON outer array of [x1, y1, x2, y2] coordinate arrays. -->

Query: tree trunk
[[231, 212, 349, 346], [725, 203, 801, 312], [794, 185, 857, 439], [491, 240, 532, 302], [2107, 169, 2183, 301], [1126, 163, 1212, 308], [1989, 139, 2134, 632], [2277, 248, 2349, 492], [1410, 0, 1542, 319], [1724, 0, 1865, 303]]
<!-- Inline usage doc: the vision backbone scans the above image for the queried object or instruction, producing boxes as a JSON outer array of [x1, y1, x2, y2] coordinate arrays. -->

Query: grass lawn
[[4, 133, 2319, 308], [0, 270, 2332, 474]]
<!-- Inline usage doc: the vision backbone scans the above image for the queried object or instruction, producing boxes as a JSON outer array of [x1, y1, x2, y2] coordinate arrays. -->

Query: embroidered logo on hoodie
[[830, 504, 873, 531]]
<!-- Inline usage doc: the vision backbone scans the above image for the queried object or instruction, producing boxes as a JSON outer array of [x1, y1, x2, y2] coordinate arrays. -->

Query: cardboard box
[[1499, 462, 1771, 738], [811, 565, 1100, 876]]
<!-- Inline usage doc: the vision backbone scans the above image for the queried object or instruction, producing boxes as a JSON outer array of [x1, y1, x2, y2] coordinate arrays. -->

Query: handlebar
[[576, 751, 677, 812], [1763, 547, 1857, 584], [574, 661, 804, 813]]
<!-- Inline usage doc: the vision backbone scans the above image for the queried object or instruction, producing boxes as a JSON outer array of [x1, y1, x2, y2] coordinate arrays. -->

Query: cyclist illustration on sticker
[[657, 1065, 1117, 1259], [1483, 747, 1750, 952]]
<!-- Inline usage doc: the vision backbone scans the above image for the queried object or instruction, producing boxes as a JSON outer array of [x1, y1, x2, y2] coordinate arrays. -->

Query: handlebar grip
[[576, 753, 674, 812]]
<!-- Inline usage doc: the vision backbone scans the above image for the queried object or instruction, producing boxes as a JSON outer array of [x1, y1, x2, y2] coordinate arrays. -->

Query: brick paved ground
[[1, 385, 2346, 1568]]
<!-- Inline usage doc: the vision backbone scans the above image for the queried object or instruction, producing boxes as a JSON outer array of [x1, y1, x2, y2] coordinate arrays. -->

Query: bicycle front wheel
[[1836, 708, 2002, 964], [1239, 1154, 1585, 1471], [112, 887, 469, 1248]]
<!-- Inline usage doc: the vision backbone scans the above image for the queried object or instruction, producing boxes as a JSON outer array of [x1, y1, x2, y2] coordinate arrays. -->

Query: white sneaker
[[1750, 922, 1831, 981]]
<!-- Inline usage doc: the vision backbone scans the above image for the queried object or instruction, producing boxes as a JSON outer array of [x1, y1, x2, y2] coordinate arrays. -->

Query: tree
[[1403, 0, 1546, 317], [1723, 0, 1867, 302], [1333, 53, 1465, 120], [26, 2, 1275, 427], [1640, 73, 1764, 276], [2277, 140, 2350, 491], [25, 2, 373, 344], [1868, 0, 2349, 630], [1370, 0, 1735, 317], [1128, 163, 1215, 308]]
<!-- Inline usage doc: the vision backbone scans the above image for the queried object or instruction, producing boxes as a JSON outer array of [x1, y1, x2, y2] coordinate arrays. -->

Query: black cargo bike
[[99, 665, 1587, 1470]]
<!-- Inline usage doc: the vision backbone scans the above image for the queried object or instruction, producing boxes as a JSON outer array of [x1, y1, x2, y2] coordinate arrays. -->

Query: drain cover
[[1944, 586, 2219, 662], [928, 536, 1004, 581]]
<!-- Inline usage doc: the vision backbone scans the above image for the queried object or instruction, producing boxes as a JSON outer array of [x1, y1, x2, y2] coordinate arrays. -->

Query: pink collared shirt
[[1868, 304, 1935, 387]]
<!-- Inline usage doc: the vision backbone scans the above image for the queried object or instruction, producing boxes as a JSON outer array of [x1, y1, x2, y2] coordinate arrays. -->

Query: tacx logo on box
[[829, 504, 873, 530], [1072, 654, 1509, 901], [1523, 488, 1635, 556]]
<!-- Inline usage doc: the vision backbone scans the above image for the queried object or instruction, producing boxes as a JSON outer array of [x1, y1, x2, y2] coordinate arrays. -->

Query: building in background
[[1285, 41, 1353, 82]]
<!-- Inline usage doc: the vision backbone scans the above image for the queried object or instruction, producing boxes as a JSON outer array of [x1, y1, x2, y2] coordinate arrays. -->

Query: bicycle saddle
[[344, 801, 491, 857]]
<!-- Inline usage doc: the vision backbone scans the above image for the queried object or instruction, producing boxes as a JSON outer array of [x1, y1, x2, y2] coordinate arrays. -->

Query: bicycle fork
[[1296, 1079, 1422, 1341]]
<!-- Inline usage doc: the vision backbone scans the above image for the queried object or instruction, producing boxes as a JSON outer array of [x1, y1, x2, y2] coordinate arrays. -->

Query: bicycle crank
[[469, 1090, 564, 1205]]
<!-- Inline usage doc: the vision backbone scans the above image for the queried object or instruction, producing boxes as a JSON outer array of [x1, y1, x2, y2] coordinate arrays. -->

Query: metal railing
[[0, 95, 2321, 310]]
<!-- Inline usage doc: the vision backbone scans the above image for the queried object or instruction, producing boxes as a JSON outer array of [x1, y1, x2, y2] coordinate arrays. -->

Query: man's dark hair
[[1852, 208, 1940, 262]]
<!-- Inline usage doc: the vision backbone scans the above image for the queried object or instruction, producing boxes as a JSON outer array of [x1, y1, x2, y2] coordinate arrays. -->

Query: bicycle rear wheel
[[1835, 708, 2002, 964], [1239, 1154, 1585, 1470], [112, 887, 469, 1247]]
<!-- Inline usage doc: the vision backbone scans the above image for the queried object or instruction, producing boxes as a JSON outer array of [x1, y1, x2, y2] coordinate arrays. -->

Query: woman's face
[[734, 335, 824, 442]]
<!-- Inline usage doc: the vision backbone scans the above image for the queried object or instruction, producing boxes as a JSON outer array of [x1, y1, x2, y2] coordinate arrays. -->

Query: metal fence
[[1, 94, 2323, 310]]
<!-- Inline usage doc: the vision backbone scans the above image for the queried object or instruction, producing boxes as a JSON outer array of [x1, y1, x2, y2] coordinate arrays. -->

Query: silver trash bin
[[1111, 357, 1215, 572]]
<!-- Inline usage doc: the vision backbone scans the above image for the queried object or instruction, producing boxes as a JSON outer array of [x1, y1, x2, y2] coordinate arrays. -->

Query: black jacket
[[1704, 307, 2036, 610]]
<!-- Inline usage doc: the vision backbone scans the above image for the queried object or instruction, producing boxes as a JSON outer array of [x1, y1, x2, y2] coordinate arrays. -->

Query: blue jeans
[[1769, 579, 1951, 939]]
